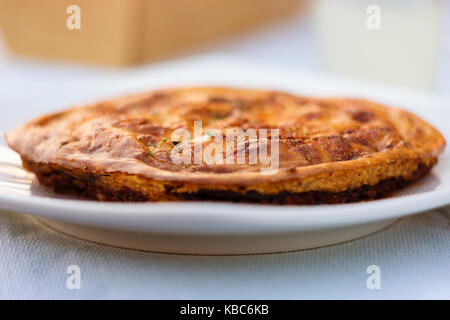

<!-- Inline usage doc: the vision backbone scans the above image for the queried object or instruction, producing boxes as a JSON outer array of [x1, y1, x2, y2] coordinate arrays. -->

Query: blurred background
[[0, 1, 449, 301], [0, 0, 449, 96]]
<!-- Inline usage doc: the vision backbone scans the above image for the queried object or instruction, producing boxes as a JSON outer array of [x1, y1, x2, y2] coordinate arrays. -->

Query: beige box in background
[[0, 0, 301, 66]]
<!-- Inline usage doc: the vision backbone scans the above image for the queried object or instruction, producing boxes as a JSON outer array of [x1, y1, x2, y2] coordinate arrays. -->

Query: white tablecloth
[[0, 208, 449, 299]]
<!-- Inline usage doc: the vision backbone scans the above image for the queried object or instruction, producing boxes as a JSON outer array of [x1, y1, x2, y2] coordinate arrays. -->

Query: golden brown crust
[[7, 87, 446, 203]]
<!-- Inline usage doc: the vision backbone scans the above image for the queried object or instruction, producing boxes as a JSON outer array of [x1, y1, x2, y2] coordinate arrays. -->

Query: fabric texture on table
[[0, 207, 449, 300]]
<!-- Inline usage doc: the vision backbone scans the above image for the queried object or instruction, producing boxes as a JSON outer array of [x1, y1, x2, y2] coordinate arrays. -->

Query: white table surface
[[0, 12, 449, 300]]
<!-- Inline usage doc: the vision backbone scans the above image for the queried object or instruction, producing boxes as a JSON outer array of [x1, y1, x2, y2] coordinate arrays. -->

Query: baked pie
[[7, 87, 446, 204]]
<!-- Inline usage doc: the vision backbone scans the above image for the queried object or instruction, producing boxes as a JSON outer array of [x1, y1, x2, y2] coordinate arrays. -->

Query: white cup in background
[[312, 0, 446, 90]]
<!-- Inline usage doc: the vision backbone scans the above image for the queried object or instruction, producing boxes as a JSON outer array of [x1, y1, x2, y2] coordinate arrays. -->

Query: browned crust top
[[6, 87, 446, 188]]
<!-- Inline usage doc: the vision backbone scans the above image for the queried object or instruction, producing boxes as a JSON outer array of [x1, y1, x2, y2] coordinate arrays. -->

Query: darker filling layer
[[24, 159, 432, 204]]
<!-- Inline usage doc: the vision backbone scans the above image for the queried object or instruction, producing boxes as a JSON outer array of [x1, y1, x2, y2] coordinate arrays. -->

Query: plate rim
[[0, 182, 449, 234]]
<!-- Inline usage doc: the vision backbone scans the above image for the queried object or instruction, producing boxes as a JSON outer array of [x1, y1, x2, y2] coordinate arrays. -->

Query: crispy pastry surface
[[7, 87, 446, 203]]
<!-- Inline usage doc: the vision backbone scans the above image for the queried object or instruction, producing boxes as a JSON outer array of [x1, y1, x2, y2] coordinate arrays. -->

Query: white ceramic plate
[[0, 55, 449, 254]]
